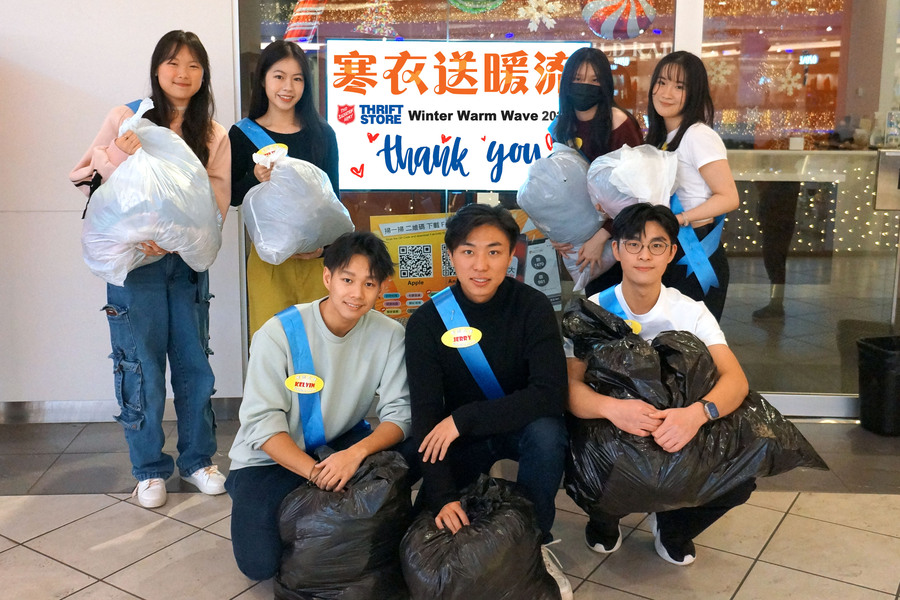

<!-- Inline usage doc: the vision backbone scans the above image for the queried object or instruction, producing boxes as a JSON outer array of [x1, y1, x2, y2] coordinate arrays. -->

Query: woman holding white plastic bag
[[646, 51, 739, 321], [546, 47, 642, 295], [229, 40, 341, 336], [69, 30, 231, 508]]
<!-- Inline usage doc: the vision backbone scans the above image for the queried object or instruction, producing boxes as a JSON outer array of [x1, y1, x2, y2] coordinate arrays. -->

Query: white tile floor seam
[[3, 418, 900, 600], [3, 491, 900, 599]]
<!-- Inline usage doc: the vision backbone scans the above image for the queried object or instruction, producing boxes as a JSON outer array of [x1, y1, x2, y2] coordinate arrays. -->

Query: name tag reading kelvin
[[441, 326, 483, 349], [284, 373, 324, 394]]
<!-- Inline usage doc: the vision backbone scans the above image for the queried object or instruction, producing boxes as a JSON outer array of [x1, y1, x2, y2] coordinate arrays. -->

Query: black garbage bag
[[400, 475, 560, 600], [275, 450, 412, 600], [563, 298, 827, 516]]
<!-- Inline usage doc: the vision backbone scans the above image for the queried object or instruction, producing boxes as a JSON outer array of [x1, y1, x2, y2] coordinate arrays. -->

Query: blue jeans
[[225, 428, 418, 581], [104, 254, 216, 481], [443, 416, 567, 542]]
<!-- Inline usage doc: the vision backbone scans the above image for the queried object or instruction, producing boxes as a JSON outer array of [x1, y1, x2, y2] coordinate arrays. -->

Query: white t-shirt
[[667, 123, 728, 213], [564, 284, 727, 357]]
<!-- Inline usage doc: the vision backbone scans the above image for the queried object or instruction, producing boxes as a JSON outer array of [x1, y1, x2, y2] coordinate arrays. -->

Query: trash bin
[[857, 336, 900, 436]]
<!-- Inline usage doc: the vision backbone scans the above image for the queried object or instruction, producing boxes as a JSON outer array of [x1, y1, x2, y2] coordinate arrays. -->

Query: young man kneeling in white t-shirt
[[566, 203, 752, 566]]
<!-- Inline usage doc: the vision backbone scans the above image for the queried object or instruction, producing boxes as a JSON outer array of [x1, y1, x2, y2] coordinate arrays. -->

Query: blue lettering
[[377, 135, 470, 177], [486, 142, 541, 182]]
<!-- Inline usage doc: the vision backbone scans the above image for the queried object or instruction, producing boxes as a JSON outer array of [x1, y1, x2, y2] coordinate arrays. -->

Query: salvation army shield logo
[[337, 105, 355, 124]]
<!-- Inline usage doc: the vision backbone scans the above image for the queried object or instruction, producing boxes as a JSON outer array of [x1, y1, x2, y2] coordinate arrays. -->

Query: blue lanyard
[[235, 118, 277, 150], [432, 288, 505, 400], [669, 194, 724, 294], [276, 306, 327, 453]]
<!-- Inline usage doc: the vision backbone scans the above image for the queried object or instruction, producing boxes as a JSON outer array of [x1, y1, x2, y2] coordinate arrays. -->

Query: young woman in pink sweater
[[70, 30, 231, 508]]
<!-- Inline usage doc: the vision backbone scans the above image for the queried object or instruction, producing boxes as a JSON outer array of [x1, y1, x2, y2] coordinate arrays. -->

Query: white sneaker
[[541, 540, 574, 600], [182, 465, 227, 495], [133, 478, 167, 508], [650, 513, 695, 566]]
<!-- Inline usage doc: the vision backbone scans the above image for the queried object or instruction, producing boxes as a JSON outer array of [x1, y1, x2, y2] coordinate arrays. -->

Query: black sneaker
[[584, 520, 622, 554], [752, 303, 785, 320], [650, 515, 695, 566]]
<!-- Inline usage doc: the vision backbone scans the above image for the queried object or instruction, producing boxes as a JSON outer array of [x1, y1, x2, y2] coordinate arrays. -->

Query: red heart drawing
[[367, 132, 379, 143], [441, 134, 452, 143], [351, 164, 365, 178], [545, 133, 553, 151], [481, 136, 486, 141]]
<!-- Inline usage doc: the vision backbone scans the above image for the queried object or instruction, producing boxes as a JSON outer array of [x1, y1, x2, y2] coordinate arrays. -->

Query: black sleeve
[[405, 306, 459, 512], [320, 121, 340, 198], [228, 125, 262, 207], [450, 293, 568, 438]]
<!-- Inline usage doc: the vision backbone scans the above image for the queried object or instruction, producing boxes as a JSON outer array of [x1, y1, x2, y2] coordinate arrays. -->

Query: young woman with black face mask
[[548, 47, 642, 293]]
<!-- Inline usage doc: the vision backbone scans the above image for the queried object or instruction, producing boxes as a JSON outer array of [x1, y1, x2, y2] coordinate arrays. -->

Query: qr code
[[441, 244, 456, 277], [399, 244, 433, 279]]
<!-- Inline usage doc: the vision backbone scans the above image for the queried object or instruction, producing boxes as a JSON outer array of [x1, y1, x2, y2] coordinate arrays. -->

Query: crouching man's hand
[[435, 500, 470, 534], [309, 446, 366, 492], [648, 404, 707, 453], [419, 416, 460, 463], [608, 398, 663, 437]]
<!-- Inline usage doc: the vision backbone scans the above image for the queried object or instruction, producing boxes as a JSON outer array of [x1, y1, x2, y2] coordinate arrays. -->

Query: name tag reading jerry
[[441, 326, 482, 349], [284, 373, 324, 394]]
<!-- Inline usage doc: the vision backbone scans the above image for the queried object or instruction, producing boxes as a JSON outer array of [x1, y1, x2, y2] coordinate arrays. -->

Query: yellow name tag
[[258, 142, 289, 158], [441, 326, 482, 349], [284, 373, 324, 394], [625, 319, 642, 335]]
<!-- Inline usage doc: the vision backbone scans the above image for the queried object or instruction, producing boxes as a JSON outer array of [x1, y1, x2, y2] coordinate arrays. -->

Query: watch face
[[705, 402, 720, 420]]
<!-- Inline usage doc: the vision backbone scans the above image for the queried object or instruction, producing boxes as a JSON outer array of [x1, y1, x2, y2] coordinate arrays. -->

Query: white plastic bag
[[517, 143, 602, 245], [82, 98, 222, 286], [587, 144, 677, 218], [561, 242, 618, 293], [242, 157, 354, 265]]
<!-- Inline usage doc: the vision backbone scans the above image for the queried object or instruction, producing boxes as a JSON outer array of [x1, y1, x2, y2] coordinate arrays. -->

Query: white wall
[[0, 0, 244, 402]]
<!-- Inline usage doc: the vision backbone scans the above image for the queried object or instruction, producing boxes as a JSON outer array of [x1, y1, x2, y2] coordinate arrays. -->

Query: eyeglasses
[[620, 240, 671, 256]]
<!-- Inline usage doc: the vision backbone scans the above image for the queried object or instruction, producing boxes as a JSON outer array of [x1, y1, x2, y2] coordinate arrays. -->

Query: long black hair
[[552, 47, 635, 156], [248, 40, 326, 166], [146, 30, 215, 166], [646, 51, 715, 152]]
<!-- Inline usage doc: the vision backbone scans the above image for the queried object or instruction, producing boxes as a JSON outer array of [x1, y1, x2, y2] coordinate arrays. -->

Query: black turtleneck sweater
[[406, 277, 567, 511]]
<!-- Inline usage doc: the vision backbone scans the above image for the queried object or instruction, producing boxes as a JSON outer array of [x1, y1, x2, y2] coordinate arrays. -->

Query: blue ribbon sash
[[432, 288, 505, 400], [276, 306, 329, 453], [595, 286, 628, 320], [669, 194, 723, 294], [235, 118, 277, 150]]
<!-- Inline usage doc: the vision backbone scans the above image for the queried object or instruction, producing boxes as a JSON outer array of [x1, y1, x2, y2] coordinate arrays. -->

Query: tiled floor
[[1, 420, 900, 599]]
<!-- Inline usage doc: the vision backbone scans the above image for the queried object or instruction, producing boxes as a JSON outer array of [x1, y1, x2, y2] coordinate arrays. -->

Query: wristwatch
[[700, 399, 720, 421]]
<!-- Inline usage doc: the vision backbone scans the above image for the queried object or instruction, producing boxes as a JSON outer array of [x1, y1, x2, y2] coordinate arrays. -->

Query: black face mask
[[569, 83, 603, 112]]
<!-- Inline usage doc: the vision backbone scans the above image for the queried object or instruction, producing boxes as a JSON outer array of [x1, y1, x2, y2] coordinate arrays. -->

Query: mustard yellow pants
[[246, 245, 327, 337]]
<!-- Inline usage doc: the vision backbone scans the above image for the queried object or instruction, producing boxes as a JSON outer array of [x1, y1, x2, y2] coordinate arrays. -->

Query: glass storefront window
[[237, 0, 900, 405], [703, 0, 847, 150], [701, 1, 900, 397]]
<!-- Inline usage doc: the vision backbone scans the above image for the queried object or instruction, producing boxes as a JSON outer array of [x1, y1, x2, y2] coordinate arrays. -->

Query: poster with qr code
[[371, 210, 560, 322]]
